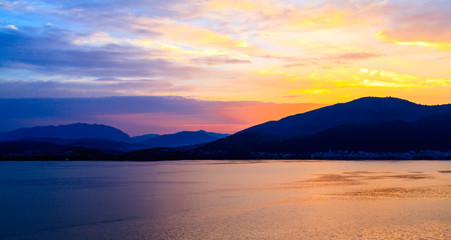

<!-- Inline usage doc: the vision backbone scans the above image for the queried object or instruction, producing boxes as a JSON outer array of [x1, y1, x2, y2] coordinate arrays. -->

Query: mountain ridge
[[141, 130, 230, 148], [198, 113, 451, 158], [0, 123, 230, 150], [239, 97, 451, 138], [0, 123, 130, 142], [1, 96, 450, 160]]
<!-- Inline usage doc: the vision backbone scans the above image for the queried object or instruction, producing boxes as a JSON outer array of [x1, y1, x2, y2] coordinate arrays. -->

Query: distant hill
[[0, 124, 230, 157], [240, 97, 451, 138], [130, 134, 160, 143], [141, 130, 230, 148], [0, 123, 130, 142]]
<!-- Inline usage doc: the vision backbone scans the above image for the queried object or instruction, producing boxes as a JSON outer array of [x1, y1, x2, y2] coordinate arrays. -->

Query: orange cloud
[[376, 2, 451, 51], [378, 30, 451, 51]]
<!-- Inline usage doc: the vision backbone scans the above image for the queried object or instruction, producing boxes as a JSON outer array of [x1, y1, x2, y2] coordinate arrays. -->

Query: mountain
[[7, 137, 149, 152], [130, 134, 160, 143], [200, 114, 451, 157], [240, 97, 451, 138], [0, 123, 130, 142], [1, 97, 450, 160], [200, 97, 451, 155], [202, 132, 281, 154], [0, 123, 230, 157], [259, 113, 451, 154], [203, 132, 230, 139], [141, 130, 229, 148]]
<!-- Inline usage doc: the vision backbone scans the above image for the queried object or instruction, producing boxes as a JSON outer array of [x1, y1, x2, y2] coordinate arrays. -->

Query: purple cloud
[[190, 55, 252, 65], [0, 80, 192, 98]]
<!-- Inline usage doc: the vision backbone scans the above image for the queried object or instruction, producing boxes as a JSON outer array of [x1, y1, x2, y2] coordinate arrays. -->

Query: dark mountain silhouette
[[198, 114, 451, 158], [240, 97, 451, 138], [202, 132, 281, 154], [203, 132, 230, 139], [1, 97, 450, 160], [199, 97, 451, 156], [0, 123, 229, 149], [7, 137, 149, 152], [122, 112, 451, 160], [141, 130, 229, 148], [130, 134, 160, 143], [0, 140, 117, 160], [257, 113, 451, 154], [0, 129, 231, 160], [0, 123, 130, 142]]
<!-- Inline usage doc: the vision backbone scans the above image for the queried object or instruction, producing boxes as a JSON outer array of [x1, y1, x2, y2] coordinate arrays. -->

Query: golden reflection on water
[[143, 160, 451, 239]]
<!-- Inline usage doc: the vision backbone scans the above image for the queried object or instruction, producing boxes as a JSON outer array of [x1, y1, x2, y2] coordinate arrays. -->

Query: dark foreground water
[[0, 160, 450, 239]]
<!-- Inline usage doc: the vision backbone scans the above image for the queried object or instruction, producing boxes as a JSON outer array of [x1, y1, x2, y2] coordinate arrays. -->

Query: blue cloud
[[0, 28, 198, 79]]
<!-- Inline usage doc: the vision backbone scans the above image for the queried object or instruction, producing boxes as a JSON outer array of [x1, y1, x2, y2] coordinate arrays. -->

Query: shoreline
[[1, 158, 451, 162]]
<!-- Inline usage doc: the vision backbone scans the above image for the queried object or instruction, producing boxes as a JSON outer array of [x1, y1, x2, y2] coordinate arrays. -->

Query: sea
[[0, 160, 450, 239]]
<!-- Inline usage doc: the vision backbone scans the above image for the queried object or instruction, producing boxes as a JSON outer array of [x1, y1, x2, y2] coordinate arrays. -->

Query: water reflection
[[0, 160, 449, 239]]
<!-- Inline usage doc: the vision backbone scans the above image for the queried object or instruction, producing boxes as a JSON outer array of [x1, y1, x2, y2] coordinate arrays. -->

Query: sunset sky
[[1, 0, 450, 135]]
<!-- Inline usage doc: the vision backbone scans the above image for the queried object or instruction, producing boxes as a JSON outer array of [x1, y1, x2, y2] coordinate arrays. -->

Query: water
[[0, 160, 450, 239]]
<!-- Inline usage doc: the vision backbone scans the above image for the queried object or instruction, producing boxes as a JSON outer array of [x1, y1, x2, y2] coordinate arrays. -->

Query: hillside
[[0, 123, 130, 142], [200, 97, 451, 156], [142, 130, 229, 148], [240, 97, 451, 138]]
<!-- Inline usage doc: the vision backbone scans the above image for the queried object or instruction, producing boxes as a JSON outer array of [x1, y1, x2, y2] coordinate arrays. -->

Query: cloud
[[202, 0, 377, 33], [1, 0, 450, 105], [202, 0, 368, 33], [132, 18, 258, 52], [2, 0, 182, 36], [282, 52, 383, 68], [73, 32, 122, 46], [355, 79, 414, 88], [190, 55, 251, 65], [0, 28, 201, 79], [331, 52, 383, 61], [376, 0, 451, 50], [5, 25, 18, 30], [0, 79, 192, 98]]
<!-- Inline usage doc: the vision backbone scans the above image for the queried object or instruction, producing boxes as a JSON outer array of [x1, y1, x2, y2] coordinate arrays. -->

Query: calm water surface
[[0, 160, 450, 239]]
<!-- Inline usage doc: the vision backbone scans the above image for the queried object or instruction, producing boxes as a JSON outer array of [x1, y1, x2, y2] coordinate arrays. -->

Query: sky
[[1, 0, 450, 135]]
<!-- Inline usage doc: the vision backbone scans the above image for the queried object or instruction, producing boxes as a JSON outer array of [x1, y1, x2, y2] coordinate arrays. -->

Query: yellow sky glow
[[58, 0, 451, 104]]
